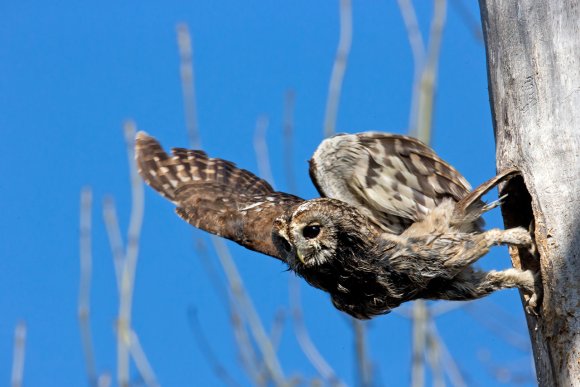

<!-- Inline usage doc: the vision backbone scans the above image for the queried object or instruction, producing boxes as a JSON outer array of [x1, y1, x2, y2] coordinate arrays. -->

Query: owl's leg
[[484, 227, 533, 247], [436, 268, 541, 312], [443, 227, 533, 271]]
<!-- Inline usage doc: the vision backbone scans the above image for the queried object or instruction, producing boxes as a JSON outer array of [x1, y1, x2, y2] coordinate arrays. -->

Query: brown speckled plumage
[[135, 132, 540, 319]]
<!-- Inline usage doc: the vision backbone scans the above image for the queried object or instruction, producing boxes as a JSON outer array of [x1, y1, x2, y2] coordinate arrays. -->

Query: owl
[[135, 132, 539, 319]]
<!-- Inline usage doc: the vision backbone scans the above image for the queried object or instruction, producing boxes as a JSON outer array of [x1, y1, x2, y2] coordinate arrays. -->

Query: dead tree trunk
[[478, 1, 580, 385]]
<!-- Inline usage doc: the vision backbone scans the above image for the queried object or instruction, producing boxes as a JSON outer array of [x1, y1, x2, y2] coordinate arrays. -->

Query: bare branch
[[193, 238, 261, 382], [283, 90, 297, 193], [425, 325, 444, 387], [212, 237, 286, 385], [429, 322, 467, 387], [98, 373, 112, 387], [396, 0, 426, 64], [398, 0, 447, 142], [411, 300, 427, 387], [352, 319, 373, 387], [397, 0, 425, 134], [11, 321, 26, 387], [103, 196, 124, 291], [323, 0, 352, 138], [187, 307, 241, 386], [289, 278, 344, 386], [449, 0, 483, 42], [79, 187, 98, 387], [269, 309, 286, 352], [253, 115, 275, 187], [117, 120, 153, 387], [176, 23, 201, 148], [415, 0, 447, 143], [127, 329, 159, 387], [430, 300, 469, 317]]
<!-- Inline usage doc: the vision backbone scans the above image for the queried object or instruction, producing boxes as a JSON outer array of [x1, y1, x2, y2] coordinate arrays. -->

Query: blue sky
[[1, 1, 534, 386]]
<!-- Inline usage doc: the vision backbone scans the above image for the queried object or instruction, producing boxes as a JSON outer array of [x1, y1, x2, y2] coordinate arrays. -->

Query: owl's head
[[272, 198, 372, 269]]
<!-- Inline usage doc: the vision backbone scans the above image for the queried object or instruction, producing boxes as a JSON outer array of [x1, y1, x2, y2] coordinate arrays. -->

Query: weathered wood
[[479, 1, 580, 385]]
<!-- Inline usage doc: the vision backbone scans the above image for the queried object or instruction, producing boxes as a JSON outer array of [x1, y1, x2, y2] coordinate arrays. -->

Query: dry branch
[[11, 321, 26, 387], [79, 187, 98, 387], [323, 0, 352, 138]]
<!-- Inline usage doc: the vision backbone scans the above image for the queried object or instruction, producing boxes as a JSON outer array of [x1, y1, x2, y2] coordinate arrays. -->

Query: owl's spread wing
[[309, 132, 472, 233], [135, 132, 304, 260]]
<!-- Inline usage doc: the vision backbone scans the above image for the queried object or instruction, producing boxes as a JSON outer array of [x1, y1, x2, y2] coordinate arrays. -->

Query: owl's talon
[[523, 270, 542, 315], [526, 221, 540, 258]]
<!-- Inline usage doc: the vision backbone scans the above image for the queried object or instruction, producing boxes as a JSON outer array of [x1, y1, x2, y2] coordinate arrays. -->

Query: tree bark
[[479, 1, 580, 386]]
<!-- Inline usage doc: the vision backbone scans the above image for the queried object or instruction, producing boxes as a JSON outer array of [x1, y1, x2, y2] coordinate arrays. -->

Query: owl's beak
[[296, 250, 306, 265]]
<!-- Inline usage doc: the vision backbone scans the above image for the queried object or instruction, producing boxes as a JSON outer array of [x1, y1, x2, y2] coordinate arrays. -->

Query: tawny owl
[[135, 132, 539, 319]]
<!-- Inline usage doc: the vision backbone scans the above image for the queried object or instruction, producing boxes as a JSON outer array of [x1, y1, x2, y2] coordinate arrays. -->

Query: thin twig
[[396, 0, 425, 65], [411, 300, 427, 387], [256, 309, 290, 385], [283, 90, 297, 193], [212, 237, 286, 385], [289, 278, 344, 386], [187, 307, 241, 386], [79, 187, 98, 387], [430, 300, 469, 317], [117, 120, 153, 387], [323, 0, 352, 138], [269, 309, 286, 352], [11, 321, 26, 387], [449, 0, 483, 42], [352, 319, 372, 387], [128, 329, 159, 387], [254, 115, 275, 187], [177, 23, 201, 148], [397, 0, 426, 134], [417, 0, 447, 143], [194, 238, 263, 384], [103, 196, 125, 291], [231, 308, 264, 385], [425, 326, 444, 387], [429, 322, 467, 387], [193, 238, 231, 309], [397, 0, 447, 143], [98, 373, 112, 387]]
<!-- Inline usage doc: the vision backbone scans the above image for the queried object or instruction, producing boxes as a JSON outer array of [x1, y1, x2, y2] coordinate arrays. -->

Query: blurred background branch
[[79, 187, 98, 387], [324, 0, 352, 138], [11, 321, 26, 387], [177, 23, 201, 149]]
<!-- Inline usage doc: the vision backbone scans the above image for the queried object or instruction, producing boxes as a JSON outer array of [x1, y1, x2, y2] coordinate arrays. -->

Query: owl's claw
[[523, 269, 542, 315], [526, 221, 539, 258]]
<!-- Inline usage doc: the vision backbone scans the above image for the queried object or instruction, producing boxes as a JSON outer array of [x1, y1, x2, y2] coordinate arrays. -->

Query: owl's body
[[136, 132, 539, 318]]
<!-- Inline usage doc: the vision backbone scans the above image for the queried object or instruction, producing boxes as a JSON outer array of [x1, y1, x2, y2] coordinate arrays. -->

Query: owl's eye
[[302, 225, 321, 239]]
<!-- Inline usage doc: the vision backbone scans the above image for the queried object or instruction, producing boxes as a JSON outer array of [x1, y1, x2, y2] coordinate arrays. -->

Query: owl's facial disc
[[295, 223, 322, 264], [273, 199, 341, 269], [289, 206, 339, 268]]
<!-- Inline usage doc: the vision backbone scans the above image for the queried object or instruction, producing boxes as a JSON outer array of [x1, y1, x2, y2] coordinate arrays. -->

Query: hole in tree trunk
[[499, 175, 539, 272]]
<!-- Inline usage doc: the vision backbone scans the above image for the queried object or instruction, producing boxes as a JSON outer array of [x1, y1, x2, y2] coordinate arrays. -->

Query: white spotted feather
[[309, 132, 473, 234]]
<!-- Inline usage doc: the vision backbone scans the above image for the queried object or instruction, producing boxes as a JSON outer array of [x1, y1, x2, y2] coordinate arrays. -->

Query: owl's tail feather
[[452, 168, 520, 225], [134, 132, 275, 204]]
